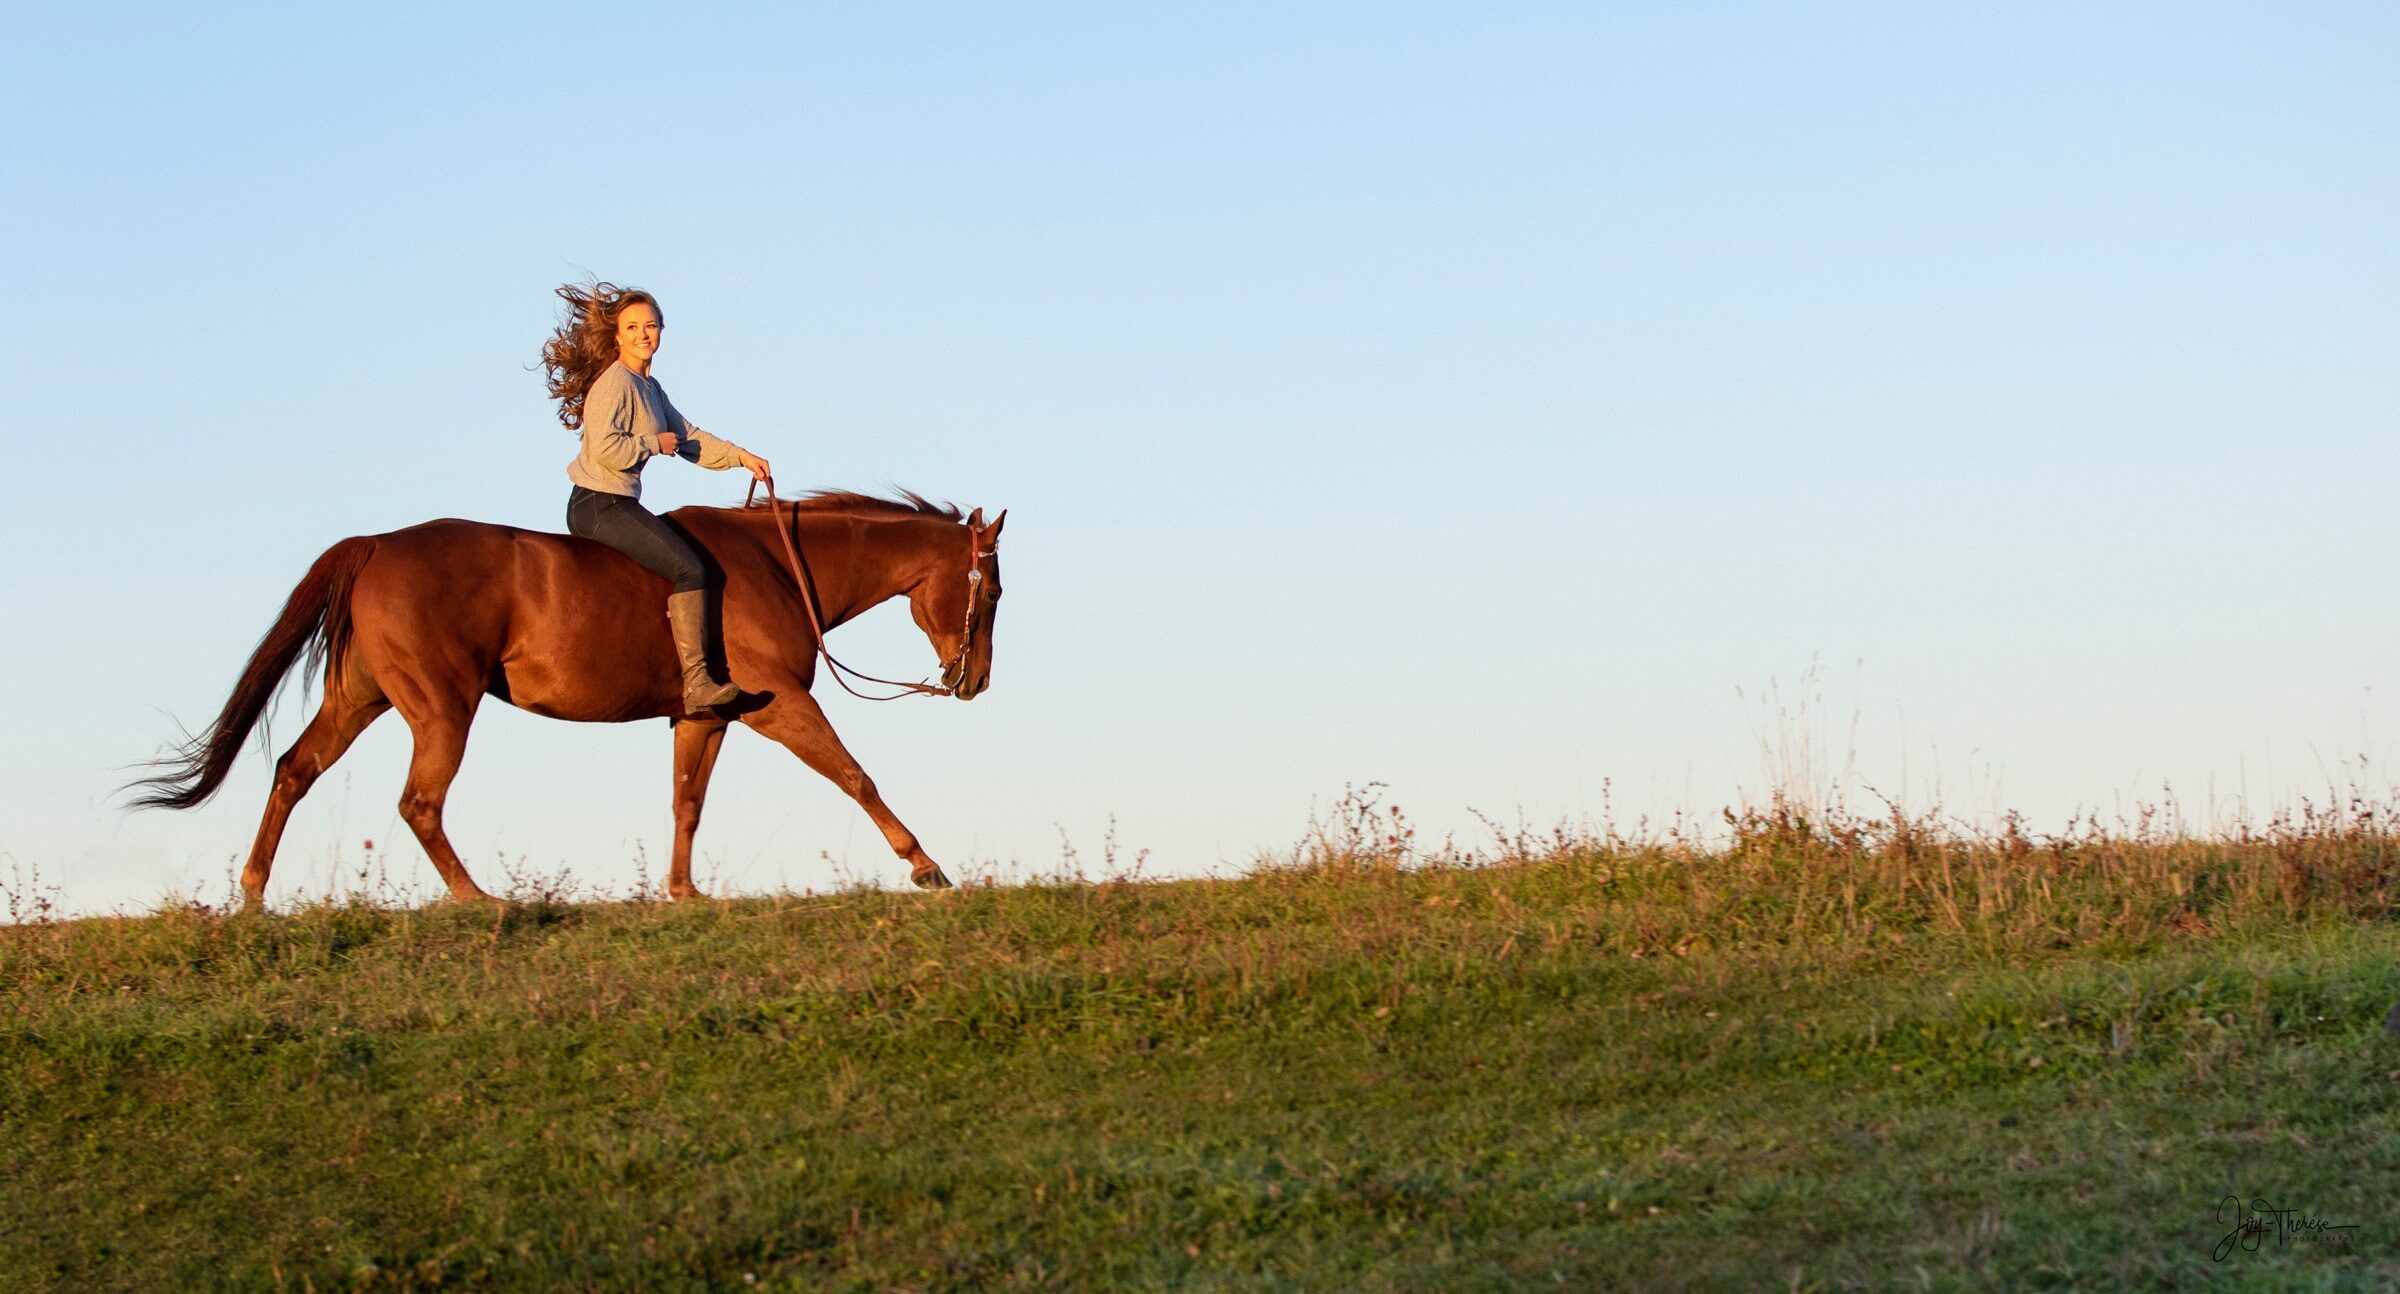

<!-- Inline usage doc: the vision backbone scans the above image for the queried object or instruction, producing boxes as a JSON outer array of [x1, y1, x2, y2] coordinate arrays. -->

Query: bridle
[[746, 477, 990, 702], [746, 478, 988, 701]]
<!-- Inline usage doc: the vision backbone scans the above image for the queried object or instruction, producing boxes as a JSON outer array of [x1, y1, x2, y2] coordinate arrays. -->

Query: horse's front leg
[[740, 689, 953, 890], [667, 717, 731, 899]]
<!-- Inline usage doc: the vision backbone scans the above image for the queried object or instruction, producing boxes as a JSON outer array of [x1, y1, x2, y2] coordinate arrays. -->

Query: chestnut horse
[[130, 491, 1004, 907]]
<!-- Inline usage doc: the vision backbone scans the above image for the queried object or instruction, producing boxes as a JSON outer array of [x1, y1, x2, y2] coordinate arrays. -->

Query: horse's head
[[911, 507, 1004, 700]]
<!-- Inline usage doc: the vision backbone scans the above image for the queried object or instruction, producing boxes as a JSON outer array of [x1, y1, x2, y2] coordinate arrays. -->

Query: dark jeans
[[566, 486, 707, 593]]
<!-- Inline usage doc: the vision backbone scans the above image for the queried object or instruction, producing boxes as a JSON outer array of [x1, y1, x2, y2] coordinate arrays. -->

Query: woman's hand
[[737, 450, 772, 482], [653, 432, 680, 457]]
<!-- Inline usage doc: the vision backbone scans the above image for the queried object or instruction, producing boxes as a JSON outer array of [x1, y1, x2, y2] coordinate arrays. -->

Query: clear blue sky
[[4, 3, 2393, 914]]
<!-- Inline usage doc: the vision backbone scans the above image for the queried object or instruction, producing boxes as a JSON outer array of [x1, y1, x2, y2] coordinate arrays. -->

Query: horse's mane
[[741, 489, 962, 522]]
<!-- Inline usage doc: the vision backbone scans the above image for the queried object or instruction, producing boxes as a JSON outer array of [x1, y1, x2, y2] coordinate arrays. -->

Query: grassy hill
[[6, 801, 2398, 1291]]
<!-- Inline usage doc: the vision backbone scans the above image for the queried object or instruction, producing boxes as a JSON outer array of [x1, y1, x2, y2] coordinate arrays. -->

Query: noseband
[[748, 478, 987, 702]]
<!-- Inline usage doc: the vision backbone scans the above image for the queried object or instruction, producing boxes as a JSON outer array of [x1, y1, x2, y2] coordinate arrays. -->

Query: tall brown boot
[[665, 589, 742, 714]]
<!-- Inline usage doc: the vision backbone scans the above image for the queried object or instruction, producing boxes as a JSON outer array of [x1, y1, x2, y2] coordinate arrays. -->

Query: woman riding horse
[[539, 281, 772, 714], [127, 286, 1005, 906]]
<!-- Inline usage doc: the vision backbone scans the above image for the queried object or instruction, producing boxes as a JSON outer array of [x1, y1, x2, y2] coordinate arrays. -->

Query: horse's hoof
[[911, 865, 953, 890]]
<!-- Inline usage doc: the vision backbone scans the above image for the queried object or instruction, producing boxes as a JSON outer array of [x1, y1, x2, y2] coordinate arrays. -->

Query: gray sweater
[[565, 360, 747, 498]]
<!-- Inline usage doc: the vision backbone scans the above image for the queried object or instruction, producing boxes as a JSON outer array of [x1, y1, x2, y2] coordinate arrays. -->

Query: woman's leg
[[566, 487, 705, 592], [565, 488, 738, 711]]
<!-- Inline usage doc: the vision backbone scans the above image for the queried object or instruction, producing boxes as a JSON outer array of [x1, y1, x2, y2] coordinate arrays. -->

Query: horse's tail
[[125, 536, 378, 811]]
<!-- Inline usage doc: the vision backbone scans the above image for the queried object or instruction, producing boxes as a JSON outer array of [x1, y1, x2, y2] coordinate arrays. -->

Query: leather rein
[[745, 477, 986, 702]]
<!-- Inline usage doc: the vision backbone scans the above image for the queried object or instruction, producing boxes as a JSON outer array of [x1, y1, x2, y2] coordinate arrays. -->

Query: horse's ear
[[987, 509, 1006, 540], [966, 507, 986, 529]]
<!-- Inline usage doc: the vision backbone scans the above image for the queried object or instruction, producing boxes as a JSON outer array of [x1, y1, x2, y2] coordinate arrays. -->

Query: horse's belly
[[494, 623, 675, 723], [500, 682, 661, 724]]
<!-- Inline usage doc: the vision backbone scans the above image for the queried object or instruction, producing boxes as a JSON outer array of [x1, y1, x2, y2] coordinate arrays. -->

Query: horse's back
[[348, 519, 677, 720], [371, 516, 604, 563]]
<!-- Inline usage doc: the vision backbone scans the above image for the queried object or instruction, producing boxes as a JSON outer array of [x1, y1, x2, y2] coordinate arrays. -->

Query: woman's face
[[615, 301, 663, 368]]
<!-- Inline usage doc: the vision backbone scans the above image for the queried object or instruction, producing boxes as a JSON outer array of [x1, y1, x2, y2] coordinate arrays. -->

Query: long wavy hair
[[539, 280, 661, 430]]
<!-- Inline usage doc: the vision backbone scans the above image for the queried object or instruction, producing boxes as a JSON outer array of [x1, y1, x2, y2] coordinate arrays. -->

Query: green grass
[[5, 801, 2398, 1291]]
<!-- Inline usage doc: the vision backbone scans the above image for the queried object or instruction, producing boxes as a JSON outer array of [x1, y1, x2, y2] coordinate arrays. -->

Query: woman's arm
[[661, 387, 770, 479], [583, 368, 656, 471]]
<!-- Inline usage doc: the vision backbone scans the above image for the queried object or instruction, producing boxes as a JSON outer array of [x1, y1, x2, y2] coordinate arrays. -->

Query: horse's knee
[[398, 791, 444, 834]]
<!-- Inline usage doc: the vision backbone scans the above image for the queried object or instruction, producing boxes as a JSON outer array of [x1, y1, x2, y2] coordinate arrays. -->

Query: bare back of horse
[[351, 517, 781, 724], [131, 494, 1006, 906]]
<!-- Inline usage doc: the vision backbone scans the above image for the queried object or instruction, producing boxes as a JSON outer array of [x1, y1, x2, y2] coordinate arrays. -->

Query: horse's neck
[[776, 514, 947, 626]]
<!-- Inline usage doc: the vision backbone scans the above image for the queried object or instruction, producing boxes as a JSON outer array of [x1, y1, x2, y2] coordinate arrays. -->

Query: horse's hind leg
[[668, 718, 730, 900], [243, 686, 390, 909], [391, 695, 496, 904]]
